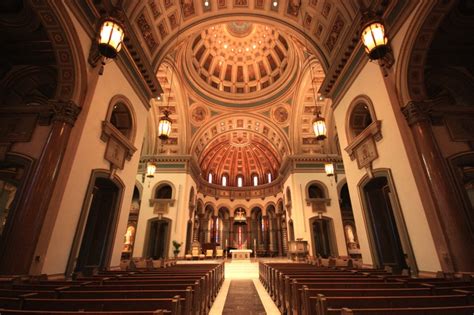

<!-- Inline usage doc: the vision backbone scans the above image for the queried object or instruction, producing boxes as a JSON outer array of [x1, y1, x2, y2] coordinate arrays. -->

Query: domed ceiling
[[189, 21, 291, 95], [199, 131, 281, 187]]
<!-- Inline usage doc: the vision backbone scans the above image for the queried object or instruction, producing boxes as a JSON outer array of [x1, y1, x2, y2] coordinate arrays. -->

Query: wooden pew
[[340, 305, 474, 315], [317, 294, 472, 315]]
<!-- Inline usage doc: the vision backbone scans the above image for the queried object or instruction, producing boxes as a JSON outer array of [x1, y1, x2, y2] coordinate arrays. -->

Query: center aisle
[[222, 280, 266, 314], [209, 260, 281, 315]]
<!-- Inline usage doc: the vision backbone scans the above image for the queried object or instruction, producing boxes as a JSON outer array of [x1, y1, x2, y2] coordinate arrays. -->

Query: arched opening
[[74, 174, 123, 275], [349, 102, 373, 138], [109, 102, 133, 139], [309, 216, 337, 258], [232, 207, 248, 249], [308, 183, 324, 198], [155, 184, 172, 199], [121, 185, 141, 260], [360, 173, 414, 274], [145, 217, 171, 259], [338, 182, 360, 258], [0, 155, 33, 270]]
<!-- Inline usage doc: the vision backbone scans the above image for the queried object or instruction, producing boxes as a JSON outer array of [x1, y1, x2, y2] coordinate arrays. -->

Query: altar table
[[229, 249, 252, 260]]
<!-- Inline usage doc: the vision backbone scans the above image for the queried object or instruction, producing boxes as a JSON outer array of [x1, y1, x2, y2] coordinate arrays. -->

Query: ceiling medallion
[[226, 21, 254, 38], [230, 132, 250, 147]]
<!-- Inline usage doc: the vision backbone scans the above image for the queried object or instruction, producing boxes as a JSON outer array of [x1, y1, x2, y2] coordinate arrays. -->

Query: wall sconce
[[89, 16, 125, 75], [361, 14, 394, 75]]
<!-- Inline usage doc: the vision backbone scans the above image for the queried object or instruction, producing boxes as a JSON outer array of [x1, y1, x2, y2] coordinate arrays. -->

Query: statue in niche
[[345, 224, 355, 243], [123, 225, 135, 252]]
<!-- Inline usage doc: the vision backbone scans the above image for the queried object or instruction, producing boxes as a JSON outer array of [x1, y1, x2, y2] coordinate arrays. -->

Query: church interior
[[0, 0, 473, 313]]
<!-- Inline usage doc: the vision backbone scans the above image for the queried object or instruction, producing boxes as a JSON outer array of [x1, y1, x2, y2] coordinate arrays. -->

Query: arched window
[[155, 184, 172, 199], [308, 184, 325, 198], [237, 175, 243, 187], [222, 175, 227, 187], [110, 102, 133, 139], [349, 102, 373, 137], [208, 173, 213, 184], [267, 172, 272, 183], [253, 174, 258, 186]]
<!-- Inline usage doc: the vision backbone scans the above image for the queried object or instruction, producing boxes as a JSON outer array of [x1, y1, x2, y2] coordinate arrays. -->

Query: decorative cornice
[[71, 1, 162, 107], [345, 120, 382, 160]]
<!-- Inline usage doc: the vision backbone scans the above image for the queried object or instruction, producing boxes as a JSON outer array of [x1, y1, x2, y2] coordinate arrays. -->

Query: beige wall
[[332, 63, 441, 272], [283, 171, 347, 257], [41, 60, 149, 274], [133, 172, 196, 258]]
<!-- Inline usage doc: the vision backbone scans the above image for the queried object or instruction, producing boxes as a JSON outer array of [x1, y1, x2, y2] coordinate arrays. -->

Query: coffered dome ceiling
[[189, 22, 291, 95], [199, 131, 281, 187]]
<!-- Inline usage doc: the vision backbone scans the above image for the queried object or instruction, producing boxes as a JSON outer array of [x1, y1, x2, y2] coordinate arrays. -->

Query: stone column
[[0, 101, 80, 274], [229, 217, 234, 248], [192, 216, 200, 242], [276, 213, 283, 256], [403, 101, 474, 271], [211, 215, 217, 244], [282, 216, 288, 255], [263, 215, 269, 253], [246, 217, 251, 250]]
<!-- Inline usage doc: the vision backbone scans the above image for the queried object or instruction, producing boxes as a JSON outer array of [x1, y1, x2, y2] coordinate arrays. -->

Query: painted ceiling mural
[[130, 0, 357, 185]]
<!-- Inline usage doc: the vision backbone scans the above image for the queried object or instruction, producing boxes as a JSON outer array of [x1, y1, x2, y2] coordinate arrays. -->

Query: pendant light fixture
[[310, 64, 327, 141], [361, 19, 388, 61], [158, 15, 182, 142], [146, 162, 156, 178], [324, 163, 334, 177]]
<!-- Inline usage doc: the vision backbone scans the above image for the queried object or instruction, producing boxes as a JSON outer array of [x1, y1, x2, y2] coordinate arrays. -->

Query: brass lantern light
[[98, 17, 125, 59], [361, 20, 388, 60], [313, 112, 327, 141], [324, 163, 334, 177], [158, 110, 172, 141], [146, 162, 156, 178]]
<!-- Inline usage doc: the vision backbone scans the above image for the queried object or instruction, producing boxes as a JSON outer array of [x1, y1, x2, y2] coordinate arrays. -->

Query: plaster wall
[[332, 66, 441, 272], [133, 172, 196, 258], [283, 172, 347, 257], [42, 61, 148, 275]]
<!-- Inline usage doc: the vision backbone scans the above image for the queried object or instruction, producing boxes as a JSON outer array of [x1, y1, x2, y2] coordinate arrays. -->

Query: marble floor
[[209, 260, 281, 315]]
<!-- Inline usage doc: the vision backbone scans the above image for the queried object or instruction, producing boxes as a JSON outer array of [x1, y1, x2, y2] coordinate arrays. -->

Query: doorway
[[362, 174, 410, 273], [75, 177, 121, 273], [146, 218, 171, 259], [310, 216, 337, 258]]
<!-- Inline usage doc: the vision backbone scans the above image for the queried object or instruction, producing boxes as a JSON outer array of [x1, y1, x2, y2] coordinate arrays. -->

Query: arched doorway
[[360, 170, 417, 274], [145, 218, 171, 259], [338, 181, 360, 258], [121, 184, 141, 260], [309, 216, 337, 258], [74, 173, 123, 274]]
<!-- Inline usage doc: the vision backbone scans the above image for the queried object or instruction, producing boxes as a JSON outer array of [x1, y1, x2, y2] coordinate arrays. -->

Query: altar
[[229, 249, 252, 260]]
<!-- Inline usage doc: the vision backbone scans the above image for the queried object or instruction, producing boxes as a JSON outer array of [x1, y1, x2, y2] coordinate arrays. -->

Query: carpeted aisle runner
[[222, 280, 266, 315]]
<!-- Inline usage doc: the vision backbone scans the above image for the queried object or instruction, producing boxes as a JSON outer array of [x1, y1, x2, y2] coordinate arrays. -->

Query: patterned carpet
[[222, 280, 266, 315]]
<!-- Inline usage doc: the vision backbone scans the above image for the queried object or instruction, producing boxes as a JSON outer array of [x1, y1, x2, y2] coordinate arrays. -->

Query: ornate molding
[[345, 120, 382, 160], [402, 101, 430, 126], [101, 121, 137, 170], [51, 100, 81, 126]]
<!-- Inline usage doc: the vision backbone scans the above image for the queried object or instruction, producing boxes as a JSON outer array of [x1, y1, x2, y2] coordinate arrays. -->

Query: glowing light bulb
[[273, 1, 278, 7], [204, 0, 209, 6]]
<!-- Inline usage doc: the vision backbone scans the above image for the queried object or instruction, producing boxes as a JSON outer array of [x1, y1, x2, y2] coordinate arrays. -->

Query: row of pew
[[259, 262, 474, 315], [0, 262, 224, 314]]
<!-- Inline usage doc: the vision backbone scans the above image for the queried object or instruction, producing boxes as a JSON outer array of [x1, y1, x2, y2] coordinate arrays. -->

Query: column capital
[[51, 100, 81, 126], [402, 101, 430, 126]]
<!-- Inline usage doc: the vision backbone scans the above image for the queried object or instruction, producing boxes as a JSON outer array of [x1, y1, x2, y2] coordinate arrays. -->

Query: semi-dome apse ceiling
[[199, 131, 281, 187], [188, 21, 293, 97]]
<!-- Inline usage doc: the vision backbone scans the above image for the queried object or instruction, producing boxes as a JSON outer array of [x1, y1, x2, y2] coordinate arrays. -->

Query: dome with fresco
[[187, 21, 293, 97]]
